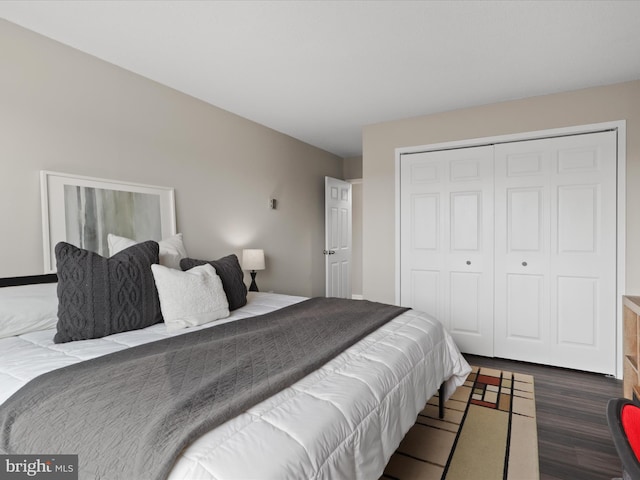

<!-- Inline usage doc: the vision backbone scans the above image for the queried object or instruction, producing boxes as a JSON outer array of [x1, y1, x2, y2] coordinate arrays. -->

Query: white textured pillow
[[0, 283, 58, 339], [151, 263, 229, 332], [108, 233, 187, 269]]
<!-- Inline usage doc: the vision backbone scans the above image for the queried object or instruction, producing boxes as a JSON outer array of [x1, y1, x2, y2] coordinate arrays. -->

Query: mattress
[[0, 292, 471, 479]]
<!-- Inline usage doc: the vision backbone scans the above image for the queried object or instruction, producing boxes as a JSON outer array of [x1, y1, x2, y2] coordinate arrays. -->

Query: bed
[[0, 271, 470, 479]]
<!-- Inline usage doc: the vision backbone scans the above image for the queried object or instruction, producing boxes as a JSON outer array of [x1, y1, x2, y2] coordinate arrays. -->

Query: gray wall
[[362, 80, 640, 303], [343, 156, 363, 180], [0, 20, 343, 297]]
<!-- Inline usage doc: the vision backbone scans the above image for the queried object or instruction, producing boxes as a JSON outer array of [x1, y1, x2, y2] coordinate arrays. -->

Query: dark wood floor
[[465, 354, 623, 480]]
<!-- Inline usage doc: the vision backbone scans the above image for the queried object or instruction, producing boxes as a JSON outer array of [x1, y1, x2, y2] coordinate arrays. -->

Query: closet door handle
[[522, 261, 528, 267], [466, 260, 471, 265]]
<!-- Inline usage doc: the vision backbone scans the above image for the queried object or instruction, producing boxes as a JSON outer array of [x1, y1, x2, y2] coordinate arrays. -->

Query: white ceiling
[[2, 1, 640, 158]]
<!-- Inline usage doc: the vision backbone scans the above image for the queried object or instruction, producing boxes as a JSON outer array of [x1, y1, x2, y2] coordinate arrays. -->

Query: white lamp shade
[[242, 249, 265, 271]]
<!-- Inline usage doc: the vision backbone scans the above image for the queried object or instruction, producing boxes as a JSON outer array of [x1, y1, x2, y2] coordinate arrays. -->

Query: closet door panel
[[549, 133, 617, 374], [450, 271, 481, 334], [557, 185, 598, 253], [556, 276, 598, 346], [412, 194, 439, 250], [401, 153, 448, 330], [506, 273, 544, 341], [508, 188, 543, 252], [451, 192, 480, 251], [495, 131, 617, 375], [400, 146, 494, 356], [410, 270, 440, 320], [495, 144, 551, 363]]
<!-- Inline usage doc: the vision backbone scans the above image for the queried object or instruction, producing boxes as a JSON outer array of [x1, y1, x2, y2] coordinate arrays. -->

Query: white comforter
[[0, 292, 470, 480]]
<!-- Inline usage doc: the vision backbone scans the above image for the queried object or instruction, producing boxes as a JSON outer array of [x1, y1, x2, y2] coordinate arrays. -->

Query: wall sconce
[[242, 249, 265, 292]]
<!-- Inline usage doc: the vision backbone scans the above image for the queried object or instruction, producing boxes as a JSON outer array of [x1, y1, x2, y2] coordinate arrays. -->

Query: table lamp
[[242, 249, 265, 292]]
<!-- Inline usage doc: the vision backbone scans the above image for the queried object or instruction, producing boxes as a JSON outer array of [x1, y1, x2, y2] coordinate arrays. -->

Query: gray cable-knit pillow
[[180, 255, 247, 310], [54, 241, 163, 343]]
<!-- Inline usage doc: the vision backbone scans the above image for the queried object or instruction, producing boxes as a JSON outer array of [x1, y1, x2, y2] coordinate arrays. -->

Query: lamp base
[[249, 270, 259, 292]]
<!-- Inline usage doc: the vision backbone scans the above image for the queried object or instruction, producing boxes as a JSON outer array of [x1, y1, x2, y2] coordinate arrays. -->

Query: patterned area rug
[[382, 366, 539, 480]]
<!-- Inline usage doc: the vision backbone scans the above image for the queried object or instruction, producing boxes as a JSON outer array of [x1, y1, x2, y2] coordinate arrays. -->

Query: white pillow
[[108, 233, 187, 269], [0, 283, 58, 339], [151, 263, 229, 332]]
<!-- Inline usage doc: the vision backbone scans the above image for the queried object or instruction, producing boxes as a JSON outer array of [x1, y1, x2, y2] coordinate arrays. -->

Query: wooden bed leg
[[439, 383, 445, 419]]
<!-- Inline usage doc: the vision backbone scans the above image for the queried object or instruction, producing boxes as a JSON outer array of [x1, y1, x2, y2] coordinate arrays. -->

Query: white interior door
[[400, 146, 494, 356], [494, 131, 617, 374], [325, 177, 352, 298]]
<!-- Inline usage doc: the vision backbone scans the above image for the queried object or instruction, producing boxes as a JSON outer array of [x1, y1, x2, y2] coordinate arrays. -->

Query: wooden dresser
[[623, 296, 640, 399]]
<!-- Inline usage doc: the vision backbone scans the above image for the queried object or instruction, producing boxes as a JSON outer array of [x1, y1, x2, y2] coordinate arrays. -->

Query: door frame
[[349, 178, 364, 300], [395, 120, 627, 378]]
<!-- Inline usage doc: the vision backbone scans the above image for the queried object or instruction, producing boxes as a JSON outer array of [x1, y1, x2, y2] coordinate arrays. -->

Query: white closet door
[[494, 131, 617, 374], [400, 146, 494, 356]]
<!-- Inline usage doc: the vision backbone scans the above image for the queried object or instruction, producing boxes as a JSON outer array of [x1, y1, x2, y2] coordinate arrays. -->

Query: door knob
[[466, 260, 471, 265], [522, 261, 528, 266], [323, 250, 336, 255]]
